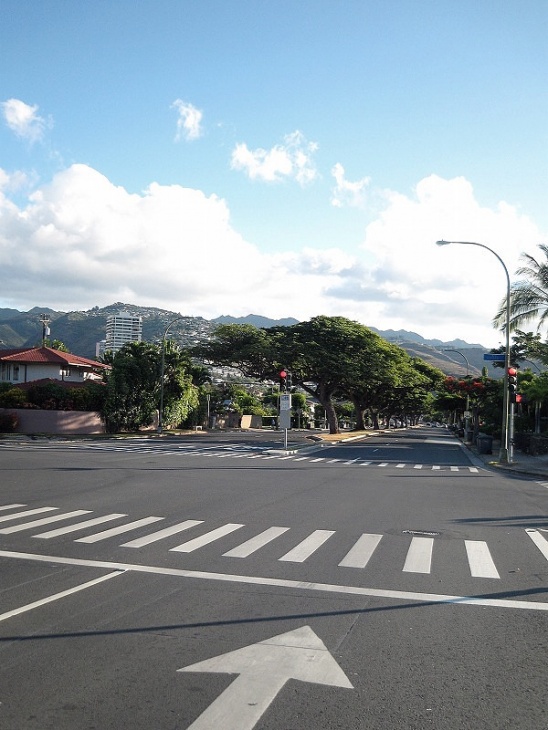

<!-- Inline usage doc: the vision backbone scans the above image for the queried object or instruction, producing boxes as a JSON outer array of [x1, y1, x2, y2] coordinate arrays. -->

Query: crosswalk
[[0, 503, 546, 581], [0, 441, 481, 472]]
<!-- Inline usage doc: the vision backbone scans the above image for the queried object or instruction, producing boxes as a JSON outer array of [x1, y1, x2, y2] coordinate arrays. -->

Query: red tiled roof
[[0, 347, 109, 370]]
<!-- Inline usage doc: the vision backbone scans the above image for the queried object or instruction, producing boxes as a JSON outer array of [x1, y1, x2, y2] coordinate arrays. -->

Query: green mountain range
[[0, 303, 502, 378]]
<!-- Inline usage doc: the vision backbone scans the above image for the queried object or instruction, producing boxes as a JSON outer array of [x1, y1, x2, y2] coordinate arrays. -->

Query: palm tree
[[494, 243, 548, 332]]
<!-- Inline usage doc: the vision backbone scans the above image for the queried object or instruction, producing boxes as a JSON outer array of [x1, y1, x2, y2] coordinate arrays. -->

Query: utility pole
[[39, 314, 51, 346]]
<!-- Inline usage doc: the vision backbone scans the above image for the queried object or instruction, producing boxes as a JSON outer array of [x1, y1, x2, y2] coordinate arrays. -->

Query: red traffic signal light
[[279, 370, 287, 379], [507, 367, 518, 399], [279, 370, 287, 391]]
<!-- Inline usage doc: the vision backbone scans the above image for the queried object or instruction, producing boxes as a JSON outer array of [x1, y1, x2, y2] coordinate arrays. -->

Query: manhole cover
[[402, 529, 440, 537]]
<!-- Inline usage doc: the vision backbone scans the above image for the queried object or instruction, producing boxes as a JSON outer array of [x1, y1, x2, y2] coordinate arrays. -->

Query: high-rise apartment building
[[104, 311, 143, 353]]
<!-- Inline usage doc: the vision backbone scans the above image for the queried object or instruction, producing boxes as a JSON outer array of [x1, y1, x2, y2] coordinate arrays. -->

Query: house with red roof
[[0, 346, 109, 386], [0, 347, 110, 434]]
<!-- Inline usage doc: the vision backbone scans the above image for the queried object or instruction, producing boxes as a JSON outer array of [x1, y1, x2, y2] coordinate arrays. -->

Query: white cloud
[[1, 98, 50, 143], [231, 131, 318, 184], [171, 99, 203, 141], [330, 163, 371, 208], [0, 166, 544, 349], [325, 175, 544, 345]]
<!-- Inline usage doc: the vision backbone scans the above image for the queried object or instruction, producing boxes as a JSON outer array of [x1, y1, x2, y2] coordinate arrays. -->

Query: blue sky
[[1, 1, 547, 347]]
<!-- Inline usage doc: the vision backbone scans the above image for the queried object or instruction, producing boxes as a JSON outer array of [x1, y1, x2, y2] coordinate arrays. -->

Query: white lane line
[[465, 540, 500, 579], [414, 464, 423, 469], [469, 467, 479, 473], [121, 520, 204, 548], [223, 527, 290, 558], [378, 463, 388, 467], [403, 537, 434, 574], [432, 465, 441, 471], [34, 514, 128, 539], [0, 507, 58, 524], [75, 517, 164, 543], [170, 524, 244, 553], [0, 549, 546, 612], [396, 464, 406, 468], [310, 458, 325, 463], [327, 459, 341, 463], [293, 457, 309, 462], [450, 466, 459, 472], [344, 459, 359, 465], [359, 462, 371, 466], [0, 504, 26, 512], [0, 510, 92, 534], [279, 530, 335, 563], [338, 533, 383, 568], [526, 528, 548, 561], [0, 570, 124, 623]]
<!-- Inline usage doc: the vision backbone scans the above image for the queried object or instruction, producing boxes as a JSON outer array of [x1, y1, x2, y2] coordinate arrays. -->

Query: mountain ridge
[[0, 304, 496, 377]]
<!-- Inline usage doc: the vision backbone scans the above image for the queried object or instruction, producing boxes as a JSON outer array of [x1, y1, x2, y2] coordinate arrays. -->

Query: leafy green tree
[[101, 341, 197, 432], [43, 339, 70, 352], [494, 244, 548, 334], [160, 341, 199, 428], [196, 324, 276, 379], [102, 342, 160, 432], [520, 371, 548, 434], [196, 316, 445, 434]]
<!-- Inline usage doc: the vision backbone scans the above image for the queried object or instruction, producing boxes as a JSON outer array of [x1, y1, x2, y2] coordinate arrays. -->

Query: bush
[[0, 387, 27, 408], [0, 412, 18, 433]]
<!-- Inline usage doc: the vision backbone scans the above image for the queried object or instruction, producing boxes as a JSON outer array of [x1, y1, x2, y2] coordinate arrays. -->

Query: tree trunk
[[324, 399, 340, 434], [350, 396, 367, 431]]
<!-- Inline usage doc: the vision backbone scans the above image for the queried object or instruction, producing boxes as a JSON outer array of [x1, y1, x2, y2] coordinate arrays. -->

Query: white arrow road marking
[[178, 625, 353, 730]]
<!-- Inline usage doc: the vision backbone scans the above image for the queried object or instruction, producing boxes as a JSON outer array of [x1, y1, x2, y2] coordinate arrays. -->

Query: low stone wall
[[0, 408, 105, 435], [240, 414, 264, 429]]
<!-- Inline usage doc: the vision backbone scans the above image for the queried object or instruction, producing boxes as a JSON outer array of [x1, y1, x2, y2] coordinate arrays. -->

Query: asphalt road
[[0, 426, 547, 729]]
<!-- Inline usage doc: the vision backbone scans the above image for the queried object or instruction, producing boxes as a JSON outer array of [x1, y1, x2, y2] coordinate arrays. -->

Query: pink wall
[[1, 408, 105, 434]]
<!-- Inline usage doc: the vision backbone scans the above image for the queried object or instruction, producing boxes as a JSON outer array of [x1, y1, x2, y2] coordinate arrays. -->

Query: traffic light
[[508, 367, 518, 402], [279, 370, 287, 392]]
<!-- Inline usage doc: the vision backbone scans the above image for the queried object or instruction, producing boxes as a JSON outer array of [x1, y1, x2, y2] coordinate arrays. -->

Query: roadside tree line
[[194, 316, 445, 434]]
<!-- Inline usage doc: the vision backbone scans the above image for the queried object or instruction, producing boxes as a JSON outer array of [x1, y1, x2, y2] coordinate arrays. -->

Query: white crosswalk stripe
[[75, 516, 164, 543], [170, 523, 244, 552], [34, 514, 128, 538], [338, 533, 383, 568], [403, 537, 434, 574], [223, 526, 290, 558], [1, 504, 544, 582], [121, 519, 204, 548], [464, 540, 500, 579], [278, 529, 336, 562], [0, 510, 92, 534]]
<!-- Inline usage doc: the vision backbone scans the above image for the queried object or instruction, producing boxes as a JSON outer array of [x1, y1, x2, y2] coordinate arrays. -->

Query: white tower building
[[105, 311, 143, 353]]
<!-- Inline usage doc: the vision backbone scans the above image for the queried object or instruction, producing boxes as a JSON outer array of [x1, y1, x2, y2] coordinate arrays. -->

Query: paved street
[[0, 426, 546, 729]]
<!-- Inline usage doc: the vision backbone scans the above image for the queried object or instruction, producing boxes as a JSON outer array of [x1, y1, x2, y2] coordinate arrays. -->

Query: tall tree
[[494, 243, 548, 334], [102, 341, 197, 432]]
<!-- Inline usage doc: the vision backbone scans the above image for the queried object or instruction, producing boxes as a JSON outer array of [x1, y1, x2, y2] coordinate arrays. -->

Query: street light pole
[[157, 316, 184, 435], [443, 348, 471, 441], [436, 240, 512, 464]]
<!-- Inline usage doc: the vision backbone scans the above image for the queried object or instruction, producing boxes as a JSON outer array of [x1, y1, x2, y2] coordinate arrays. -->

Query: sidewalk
[[462, 439, 548, 479]]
